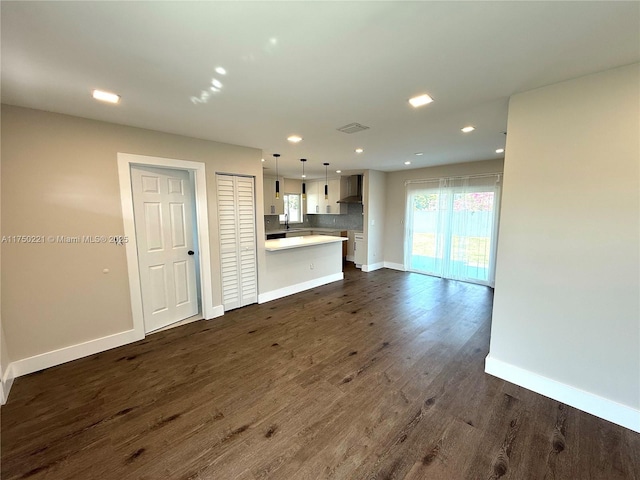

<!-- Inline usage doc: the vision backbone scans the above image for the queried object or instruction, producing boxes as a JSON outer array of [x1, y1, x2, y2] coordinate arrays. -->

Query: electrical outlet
[[310, 263, 314, 270]]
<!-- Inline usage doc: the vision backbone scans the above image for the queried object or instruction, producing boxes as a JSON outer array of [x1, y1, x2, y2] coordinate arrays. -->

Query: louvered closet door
[[216, 174, 258, 311]]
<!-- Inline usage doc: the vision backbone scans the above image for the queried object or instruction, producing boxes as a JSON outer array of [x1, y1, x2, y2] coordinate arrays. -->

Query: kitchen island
[[259, 235, 347, 303]]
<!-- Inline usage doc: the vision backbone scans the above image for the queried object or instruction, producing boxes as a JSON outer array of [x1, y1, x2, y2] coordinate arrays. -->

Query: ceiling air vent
[[337, 123, 370, 134]]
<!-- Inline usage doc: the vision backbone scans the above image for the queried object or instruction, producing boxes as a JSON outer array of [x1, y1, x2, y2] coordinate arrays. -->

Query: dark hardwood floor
[[2, 265, 639, 479]]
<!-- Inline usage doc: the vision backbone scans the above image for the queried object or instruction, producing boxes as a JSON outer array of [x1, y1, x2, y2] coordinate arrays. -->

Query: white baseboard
[[485, 355, 640, 433], [209, 305, 225, 319], [3, 305, 228, 403], [10, 328, 144, 379], [362, 262, 384, 272], [1, 364, 14, 405], [383, 261, 405, 271], [346, 255, 354, 262], [258, 273, 344, 304]]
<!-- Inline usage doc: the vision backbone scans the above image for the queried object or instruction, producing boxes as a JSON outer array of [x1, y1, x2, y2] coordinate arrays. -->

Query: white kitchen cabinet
[[305, 177, 348, 215], [346, 230, 356, 261], [263, 175, 284, 215], [326, 178, 344, 214], [310, 178, 346, 215], [318, 180, 329, 214], [306, 180, 320, 214], [354, 232, 365, 267]]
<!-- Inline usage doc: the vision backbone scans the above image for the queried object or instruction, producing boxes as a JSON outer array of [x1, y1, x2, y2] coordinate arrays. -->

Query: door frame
[[404, 176, 502, 286], [117, 153, 215, 336]]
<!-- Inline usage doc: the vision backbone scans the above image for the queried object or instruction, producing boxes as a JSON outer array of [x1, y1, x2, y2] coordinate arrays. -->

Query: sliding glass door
[[405, 175, 501, 286]]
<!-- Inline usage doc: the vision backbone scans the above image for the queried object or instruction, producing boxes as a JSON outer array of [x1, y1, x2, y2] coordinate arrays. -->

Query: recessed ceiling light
[[215, 67, 227, 75], [409, 94, 434, 108], [404, 161, 411, 165], [92, 89, 120, 104], [287, 135, 303, 143], [336, 170, 342, 173], [496, 148, 505, 154], [355, 148, 364, 154], [261, 158, 265, 162], [211, 79, 223, 89], [461, 126, 475, 133], [301, 174, 306, 178], [415, 152, 423, 156]]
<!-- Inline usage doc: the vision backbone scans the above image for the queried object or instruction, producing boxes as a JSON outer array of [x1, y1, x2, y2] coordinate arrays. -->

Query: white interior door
[[217, 174, 258, 311], [131, 165, 199, 332]]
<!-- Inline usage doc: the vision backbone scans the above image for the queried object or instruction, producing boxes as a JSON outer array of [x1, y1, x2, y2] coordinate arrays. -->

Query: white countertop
[[265, 235, 347, 251], [266, 227, 349, 235]]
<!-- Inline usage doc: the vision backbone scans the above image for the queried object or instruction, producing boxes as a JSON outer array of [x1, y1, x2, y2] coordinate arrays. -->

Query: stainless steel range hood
[[337, 174, 363, 204]]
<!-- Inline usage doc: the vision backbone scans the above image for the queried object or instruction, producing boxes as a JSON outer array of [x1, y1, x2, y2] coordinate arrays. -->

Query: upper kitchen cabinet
[[306, 180, 320, 214], [280, 175, 362, 216], [307, 177, 349, 215], [325, 178, 346, 215], [263, 175, 284, 215]]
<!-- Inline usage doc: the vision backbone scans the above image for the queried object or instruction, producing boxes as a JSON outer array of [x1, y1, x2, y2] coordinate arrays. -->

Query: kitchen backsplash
[[311, 203, 364, 229], [264, 215, 312, 232], [265, 203, 363, 232]]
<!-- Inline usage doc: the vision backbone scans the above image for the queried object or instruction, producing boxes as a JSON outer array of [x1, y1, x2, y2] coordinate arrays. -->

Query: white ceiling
[[2, 1, 638, 179]]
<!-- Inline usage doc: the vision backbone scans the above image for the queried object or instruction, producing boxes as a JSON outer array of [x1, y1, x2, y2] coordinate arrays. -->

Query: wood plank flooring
[[2, 264, 639, 479]]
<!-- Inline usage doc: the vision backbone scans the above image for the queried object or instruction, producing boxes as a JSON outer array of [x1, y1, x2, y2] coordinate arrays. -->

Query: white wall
[[487, 64, 639, 431], [1, 105, 265, 372], [363, 170, 386, 271], [0, 145, 12, 401], [260, 242, 344, 302]]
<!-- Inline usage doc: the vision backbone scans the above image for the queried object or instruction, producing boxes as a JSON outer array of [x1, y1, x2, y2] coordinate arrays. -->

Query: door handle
[[188, 250, 195, 255]]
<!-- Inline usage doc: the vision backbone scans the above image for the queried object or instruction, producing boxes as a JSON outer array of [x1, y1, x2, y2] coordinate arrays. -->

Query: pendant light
[[273, 153, 280, 199], [323, 162, 330, 200], [300, 158, 307, 199]]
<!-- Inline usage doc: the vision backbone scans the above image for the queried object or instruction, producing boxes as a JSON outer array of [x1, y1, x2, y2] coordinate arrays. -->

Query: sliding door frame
[[404, 173, 502, 286]]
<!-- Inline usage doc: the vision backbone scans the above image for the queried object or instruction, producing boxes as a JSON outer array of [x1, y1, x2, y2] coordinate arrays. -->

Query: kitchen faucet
[[284, 213, 290, 230]]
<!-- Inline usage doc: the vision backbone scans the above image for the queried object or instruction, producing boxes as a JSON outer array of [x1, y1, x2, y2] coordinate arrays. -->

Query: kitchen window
[[279, 193, 302, 224]]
